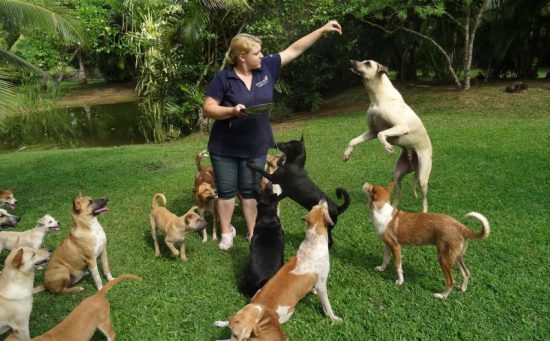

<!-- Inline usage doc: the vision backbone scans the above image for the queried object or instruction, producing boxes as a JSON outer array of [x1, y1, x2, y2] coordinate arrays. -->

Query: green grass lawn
[[1, 81, 550, 340]]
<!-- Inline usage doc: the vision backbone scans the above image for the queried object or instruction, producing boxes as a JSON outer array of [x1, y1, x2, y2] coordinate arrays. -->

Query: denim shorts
[[210, 153, 267, 199]]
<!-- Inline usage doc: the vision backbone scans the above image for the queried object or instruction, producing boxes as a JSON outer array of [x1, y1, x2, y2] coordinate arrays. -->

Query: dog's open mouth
[[350, 68, 362, 76], [93, 207, 109, 215], [34, 257, 50, 267], [49, 225, 60, 232], [7, 203, 16, 209]]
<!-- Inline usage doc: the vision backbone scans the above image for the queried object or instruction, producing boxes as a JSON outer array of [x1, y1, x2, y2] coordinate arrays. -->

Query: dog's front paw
[[374, 265, 386, 272], [75, 286, 85, 292], [395, 279, 404, 286], [106, 274, 114, 281], [330, 315, 343, 323], [434, 292, 448, 299], [383, 143, 394, 154]]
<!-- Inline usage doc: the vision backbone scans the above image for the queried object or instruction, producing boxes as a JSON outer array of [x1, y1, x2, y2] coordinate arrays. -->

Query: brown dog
[[36, 192, 114, 293], [250, 199, 341, 323], [150, 193, 207, 261], [6, 274, 142, 341], [363, 181, 490, 299], [0, 187, 17, 210], [193, 150, 218, 242], [215, 303, 286, 341]]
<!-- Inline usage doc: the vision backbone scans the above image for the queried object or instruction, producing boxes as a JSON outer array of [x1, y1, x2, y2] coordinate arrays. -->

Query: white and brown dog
[[36, 192, 114, 293], [215, 303, 286, 341], [0, 187, 17, 210], [0, 247, 50, 340], [0, 209, 20, 229], [250, 199, 341, 323], [363, 181, 490, 299], [345, 60, 432, 212], [0, 214, 60, 254], [150, 193, 207, 261], [193, 150, 218, 242]]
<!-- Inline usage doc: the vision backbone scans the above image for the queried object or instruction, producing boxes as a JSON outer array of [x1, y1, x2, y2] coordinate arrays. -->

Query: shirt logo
[[256, 75, 268, 88]]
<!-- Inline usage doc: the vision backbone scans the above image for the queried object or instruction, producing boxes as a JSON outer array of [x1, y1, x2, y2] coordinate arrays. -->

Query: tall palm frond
[[0, 69, 19, 123], [0, 0, 86, 44], [199, 0, 250, 10], [0, 48, 45, 74]]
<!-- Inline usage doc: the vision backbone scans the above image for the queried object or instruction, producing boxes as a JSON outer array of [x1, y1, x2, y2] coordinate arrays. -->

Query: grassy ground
[[1, 80, 549, 340]]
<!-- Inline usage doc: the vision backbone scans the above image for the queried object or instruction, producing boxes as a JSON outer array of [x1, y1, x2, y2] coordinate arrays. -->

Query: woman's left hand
[[321, 20, 342, 35]]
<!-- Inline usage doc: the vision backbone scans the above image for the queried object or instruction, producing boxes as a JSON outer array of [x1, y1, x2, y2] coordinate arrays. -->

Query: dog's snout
[[15, 215, 21, 221]]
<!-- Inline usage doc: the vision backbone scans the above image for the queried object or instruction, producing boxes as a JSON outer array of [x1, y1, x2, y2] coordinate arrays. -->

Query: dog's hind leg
[[199, 208, 208, 243], [435, 248, 455, 299], [416, 151, 432, 213], [150, 215, 161, 257], [456, 243, 470, 292], [392, 150, 414, 209], [98, 311, 116, 341]]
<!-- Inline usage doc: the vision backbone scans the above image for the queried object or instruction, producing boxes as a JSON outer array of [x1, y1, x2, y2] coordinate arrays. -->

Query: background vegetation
[[0, 82, 549, 340], [1, 0, 549, 145]]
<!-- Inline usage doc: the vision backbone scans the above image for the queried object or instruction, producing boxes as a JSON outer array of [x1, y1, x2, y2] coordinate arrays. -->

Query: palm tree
[[0, 0, 85, 121]]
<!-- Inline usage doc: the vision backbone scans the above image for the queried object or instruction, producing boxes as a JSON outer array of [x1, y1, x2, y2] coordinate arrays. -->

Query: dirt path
[[57, 83, 138, 107]]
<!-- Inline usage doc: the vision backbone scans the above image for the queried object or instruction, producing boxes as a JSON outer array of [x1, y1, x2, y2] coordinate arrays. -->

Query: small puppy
[[363, 181, 490, 299], [149, 193, 207, 261], [239, 182, 284, 298], [215, 303, 286, 341], [193, 150, 218, 242], [345, 59, 433, 212], [250, 199, 341, 323], [0, 208, 21, 228], [37, 192, 114, 293], [248, 136, 350, 248], [6, 274, 142, 341], [0, 247, 50, 340], [0, 215, 60, 254], [0, 187, 17, 209]]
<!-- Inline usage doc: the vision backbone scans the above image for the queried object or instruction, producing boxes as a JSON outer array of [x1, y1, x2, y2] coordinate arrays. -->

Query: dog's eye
[[0, 214, 3, 217]]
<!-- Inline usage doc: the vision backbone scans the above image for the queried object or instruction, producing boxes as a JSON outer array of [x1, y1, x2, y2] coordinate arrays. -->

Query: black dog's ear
[[300, 133, 304, 142], [378, 63, 389, 74]]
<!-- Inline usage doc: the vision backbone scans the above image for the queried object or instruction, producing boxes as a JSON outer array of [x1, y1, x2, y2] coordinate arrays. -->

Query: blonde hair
[[224, 33, 262, 67]]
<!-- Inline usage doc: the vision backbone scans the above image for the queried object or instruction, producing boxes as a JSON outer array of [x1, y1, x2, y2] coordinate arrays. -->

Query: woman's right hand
[[234, 104, 248, 117]]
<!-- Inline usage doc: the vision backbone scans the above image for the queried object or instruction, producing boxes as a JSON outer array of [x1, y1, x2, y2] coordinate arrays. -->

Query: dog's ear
[[252, 307, 265, 337], [12, 248, 24, 269], [300, 133, 304, 142], [72, 196, 82, 213], [378, 63, 389, 75], [192, 187, 197, 193]]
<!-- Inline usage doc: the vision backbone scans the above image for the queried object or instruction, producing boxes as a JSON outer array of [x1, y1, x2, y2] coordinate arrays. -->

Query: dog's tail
[[196, 149, 209, 172], [152, 193, 167, 209], [335, 188, 350, 215], [98, 274, 142, 297], [462, 212, 490, 240]]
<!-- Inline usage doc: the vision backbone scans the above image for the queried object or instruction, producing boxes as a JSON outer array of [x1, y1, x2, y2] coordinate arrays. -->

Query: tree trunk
[[78, 50, 87, 85], [463, 0, 490, 90]]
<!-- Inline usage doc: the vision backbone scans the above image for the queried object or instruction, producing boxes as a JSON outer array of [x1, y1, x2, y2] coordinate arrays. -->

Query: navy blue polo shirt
[[205, 53, 281, 158]]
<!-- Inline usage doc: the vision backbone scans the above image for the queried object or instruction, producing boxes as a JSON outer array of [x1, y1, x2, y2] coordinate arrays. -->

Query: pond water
[[1, 101, 146, 149], [64, 102, 146, 147]]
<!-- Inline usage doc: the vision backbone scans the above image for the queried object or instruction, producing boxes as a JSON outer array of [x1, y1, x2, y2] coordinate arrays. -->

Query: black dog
[[248, 135, 350, 248], [239, 182, 284, 298]]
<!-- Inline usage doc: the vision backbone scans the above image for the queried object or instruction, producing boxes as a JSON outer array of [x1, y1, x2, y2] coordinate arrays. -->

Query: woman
[[203, 20, 342, 250]]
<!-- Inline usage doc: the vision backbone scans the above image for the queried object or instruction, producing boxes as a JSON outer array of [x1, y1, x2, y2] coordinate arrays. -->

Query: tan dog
[[0, 208, 21, 228], [36, 193, 114, 293], [0, 187, 17, 209], [344, 60, 433, 212], [6, 274, 142, 341], [0, 215, 60, 254], [250, 199, 341, 323], [150, 193, 207, 261], [363, 181, 490, 299], [0, 247, 50, 340], [193, 150, 218, 242], [215, 303, 286, 341]]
